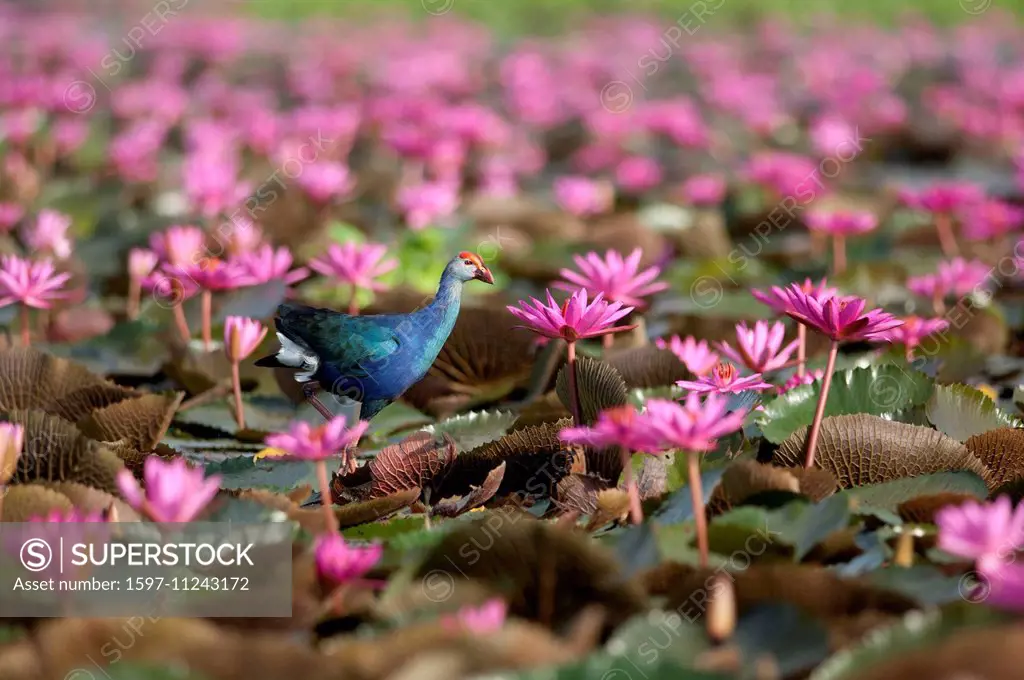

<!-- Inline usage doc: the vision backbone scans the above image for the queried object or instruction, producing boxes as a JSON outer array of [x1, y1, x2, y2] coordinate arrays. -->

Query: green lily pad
[[104, 662, 211, 680], [342, 516, 427, 543], [419, 409, 518, 452], [757, 362, 934, 443], [504, 654, 731, 680], [862, 565, 966, 606], [925, 383, 1023, 442], [204, 455, 320, 491], [841, 471, 989, 512]]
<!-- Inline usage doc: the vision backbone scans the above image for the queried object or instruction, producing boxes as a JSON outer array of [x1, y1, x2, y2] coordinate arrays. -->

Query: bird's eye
[[463, 259, 473, 265]]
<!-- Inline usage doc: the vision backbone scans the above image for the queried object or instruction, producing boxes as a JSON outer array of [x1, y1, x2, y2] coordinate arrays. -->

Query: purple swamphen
[[256, 251, 494, 421]]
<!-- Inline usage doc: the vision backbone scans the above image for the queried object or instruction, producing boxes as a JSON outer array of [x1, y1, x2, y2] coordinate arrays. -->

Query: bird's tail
[[254, 354, 285, 368]]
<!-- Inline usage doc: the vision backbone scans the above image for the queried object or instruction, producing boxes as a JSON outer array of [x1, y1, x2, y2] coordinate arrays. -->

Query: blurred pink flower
[[560, 404, 662, 453], [615, 156, 662, 194], [225, 220, 264, 256], [397, 181, 460, 230], [677, 362, 773, 395], [296, 161, 355, 204], [170, 257, 251, 292], [309, 242, 397, 291], [804, 210, 878, 236], [109, 120, 168, 184], [128, 248, 159, 281], [52, 117, 89, 156], [961, 199, 1024, 241], [655, 335, 719, 376], [716, 320, 799, 374], [441, 598, 508, 634], [553, 176, 612, 217], [150, 226, 206, 268], [23, 209, 73, 259], [681, 174, 726, 206], [314, 533, 383, 584], [937, 496, 1024, 577], [507, 289, 635, 342], [224, 316, 268, 363], [907, 258, 992, 300], [183, 151, 250, 218], [235, 245, 309, 286], [117, 456, 221, 523], [555, 248, 668, 308], [898, 182, 984, 214], [0, 203, 23, 232], [265, 416, 369, 461], [808, 114, 857, 157], [1, 108, 41, 145], [777, 369, 825, 395], [741, 152, 820, 198], [0, 255, 70, 308], [644, 393, 746, 451]]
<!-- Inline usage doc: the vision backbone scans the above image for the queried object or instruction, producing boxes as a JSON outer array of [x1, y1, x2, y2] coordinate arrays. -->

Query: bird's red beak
[[474, 267, 494, 284]]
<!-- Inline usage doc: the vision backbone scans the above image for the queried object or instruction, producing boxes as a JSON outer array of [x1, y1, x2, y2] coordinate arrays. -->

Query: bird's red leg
[[301, 382, 336, 422]]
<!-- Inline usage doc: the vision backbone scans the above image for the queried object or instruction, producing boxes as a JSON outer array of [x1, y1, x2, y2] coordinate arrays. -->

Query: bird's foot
[[301, 381, 336, 422]]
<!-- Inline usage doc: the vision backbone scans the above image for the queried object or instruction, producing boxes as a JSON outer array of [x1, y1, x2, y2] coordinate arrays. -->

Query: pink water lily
[[441, 598, 508, 634], [507, 288, 635, 343], [0, 203, 24, 232], [680, 174, 726, 206], [23, 209, 73, 260], [235, 244, 310, 286], [937, 496, 1024, 580], [296, 161, 356, 204], [0, 255, 71, 347], [553, 175, 612, 217], [117, 456, 221, 523], [892, 316, 949, 360], [397, 180, 460, 230], [127, 248, 159, 319], [777, 369, 826, 395], [677, 362, 773, 395], [555, 248, 669, 309], [715, 320, 798, 374], [898, 182, 985, 257], [150, 225, 207, 268], [655, 335, 719, 376], [314, 532, 383, 584], [309, 242, 398, 315], [224, 316, 268, 363]]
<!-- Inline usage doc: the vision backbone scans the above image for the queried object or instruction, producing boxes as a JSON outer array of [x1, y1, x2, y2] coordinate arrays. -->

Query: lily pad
[[757, 362, 934, 444], [419, 409, 518, 452], [204, 455, 320, 491], [925, 383, 1023, 442], [841, 471, 989, 512]]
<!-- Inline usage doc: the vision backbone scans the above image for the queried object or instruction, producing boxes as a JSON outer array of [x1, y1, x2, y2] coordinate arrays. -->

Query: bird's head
[[448, 251, 494, 284]]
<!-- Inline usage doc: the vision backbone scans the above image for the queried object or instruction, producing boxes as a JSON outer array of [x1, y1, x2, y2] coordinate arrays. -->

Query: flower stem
[[566, 341, 583, 426], [602, 333, 613, 350], [173, 304, 191, 344], [128, 279, 141, 319], [201, 290, 212, 351], [687, 450, 709, 567], [19, 305, 29, 347], [934, 213, 959, 258], [832, 235, 846, 276], [316, 460, 338, 534], [797, 324, 806, 378], [348, 284, 360, 316], [619, 447, 642, 524], [230, 361, 245, 429], [932, 293, 945, 316], [804, 340, 839, 469]]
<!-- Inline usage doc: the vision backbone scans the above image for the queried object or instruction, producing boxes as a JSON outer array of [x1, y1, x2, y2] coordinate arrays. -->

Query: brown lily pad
[[2, 410, 127, 495], [77, 392, 184, 451], [1, 483, 74, 521], [708, 460, 839, 516], [433, 462, 506, 517], [0, 347, 139, 422], [553, 473, 609, 515], [39, 481, 140, 521], [773, 414, 991, 488], [414, 509, 645, 637], [965, 427, 1024, 489], [237, 486, 420, 532], [604, 345, 690, 388], [897, 492, 980, 525], [555, 356, 628, 425], [436, 418, 577, 500], [513, 391, 571, 429], [368, 432, 456, 500]]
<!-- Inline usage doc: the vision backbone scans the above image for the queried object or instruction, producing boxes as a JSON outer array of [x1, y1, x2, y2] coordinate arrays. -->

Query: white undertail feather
[[275, 332, 320, 383]]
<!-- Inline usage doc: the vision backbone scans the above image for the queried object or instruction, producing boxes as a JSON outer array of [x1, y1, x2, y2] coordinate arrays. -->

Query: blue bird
[[256, 251, 494, 421]]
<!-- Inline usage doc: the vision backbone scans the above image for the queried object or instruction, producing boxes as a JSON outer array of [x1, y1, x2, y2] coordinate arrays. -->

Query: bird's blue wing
[[276, 304, 402, 378]]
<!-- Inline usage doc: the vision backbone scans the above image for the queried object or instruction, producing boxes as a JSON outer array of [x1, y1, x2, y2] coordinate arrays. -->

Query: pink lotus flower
[[782, 288, 903, 343], [892, 316, 949, 355], [752, 278, 838, 316], [961, 199, 1024, 241], [182, 151, 250, 218], [553, 176, 612, 217], [715, 321, 799, 373], [644, 393, 746, 452], [226, 220, 264, 256], [23, 209, 73, 259], [308, 242, 397, 291], [224, 316, 268, 362], [397, 181, 460, 230], [314, 533, 383, 584], [555, 248, 669, 308], [559, 404, 662, 453], [0, 255, 71, 309], [296, 161, 355, 204], [53, 117, 90, 156], [777, 369, 826, 395], [680, 174, 726, 206], [615, 156, 662, 193], [172, 257, 251, 292], [804, 210, 878, 235], [898, 182, 984, 214], [0, 203, 23, 232], [117, 456, 221, 523], [507, 288, 635, 343], [907, 258, 992, 301], [676, 362, 773, 395], [741, 152, 820, 198], [265, 416, 369, 461], [235, 245, 310, 286], [937, 496, 1024, 577], [441, 598, 508, 634], [655, 335, 719, 376], [128, 248, 159, 281], [150, 226, 206, 268]]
